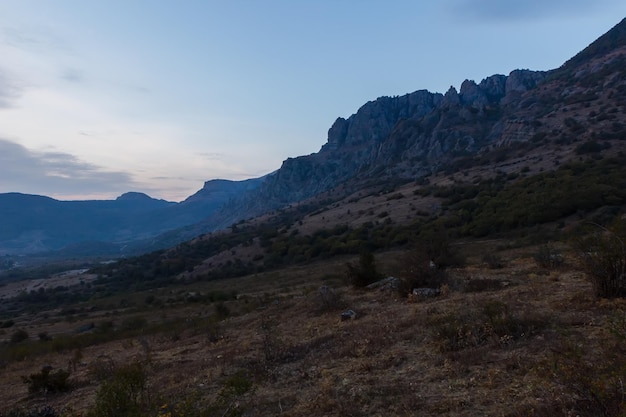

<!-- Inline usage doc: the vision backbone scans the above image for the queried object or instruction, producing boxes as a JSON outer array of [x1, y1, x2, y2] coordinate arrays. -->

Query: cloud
[[446, 0, 613, 21], [0, 70, 21, 108], [198, 152, 227, 161], [0, 25, 71, 54], [0, 138, 138, 199], [61, 68, 84, 83]]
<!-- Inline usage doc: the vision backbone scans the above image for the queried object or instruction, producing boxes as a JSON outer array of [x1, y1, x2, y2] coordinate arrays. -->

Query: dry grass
[[0, 246, 625, 416]]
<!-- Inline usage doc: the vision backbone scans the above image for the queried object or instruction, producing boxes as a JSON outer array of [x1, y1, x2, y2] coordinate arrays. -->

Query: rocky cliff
[[207, 18, 626, 229]]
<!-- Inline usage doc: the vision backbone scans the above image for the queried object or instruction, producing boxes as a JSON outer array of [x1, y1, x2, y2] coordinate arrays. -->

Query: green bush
[[21, 366, 71, 394], [0, 319, 15, 328], [88, 361, 149, 417], [482, 253, 504, 269], [429, 301, 547, 352], [533, 244, 564, 269], [574, 220, 626, 298], [396, 233, 463, 295], [10, 329, 29, 344], [345, 251, 383, 288]]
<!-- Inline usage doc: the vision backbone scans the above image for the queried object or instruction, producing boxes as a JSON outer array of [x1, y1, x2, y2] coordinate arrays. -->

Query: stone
[[412, 288, 441, 298], [341, 310, 357, 321], [366, 276, 401, 290]]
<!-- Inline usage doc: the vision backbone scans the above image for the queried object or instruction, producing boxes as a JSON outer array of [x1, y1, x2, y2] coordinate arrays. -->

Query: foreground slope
[[1, 244, 625, 416]]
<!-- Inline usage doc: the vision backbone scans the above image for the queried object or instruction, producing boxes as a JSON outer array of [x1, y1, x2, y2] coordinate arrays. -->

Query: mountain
[[191, 17, 626, 230], [0, 178, 264, 256], [2, 18, 626, 258]]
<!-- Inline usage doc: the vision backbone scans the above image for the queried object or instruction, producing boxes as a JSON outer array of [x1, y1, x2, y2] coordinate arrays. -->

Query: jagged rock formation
[[208, 17, 626, 229]]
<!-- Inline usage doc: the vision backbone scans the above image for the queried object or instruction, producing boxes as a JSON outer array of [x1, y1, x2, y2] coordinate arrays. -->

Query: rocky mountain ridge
[[2, 17, 625, 258], [206, 18, 626, 229]]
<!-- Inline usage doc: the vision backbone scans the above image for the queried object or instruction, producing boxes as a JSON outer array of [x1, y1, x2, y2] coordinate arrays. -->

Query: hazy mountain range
[[1, 17, 625, 257]]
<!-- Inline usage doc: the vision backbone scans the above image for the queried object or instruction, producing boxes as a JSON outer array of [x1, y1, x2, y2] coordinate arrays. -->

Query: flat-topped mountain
[[0, 177, 264, 255]]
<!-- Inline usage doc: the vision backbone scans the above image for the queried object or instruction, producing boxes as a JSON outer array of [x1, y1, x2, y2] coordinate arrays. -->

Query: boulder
[[341, 310, 357, 321]]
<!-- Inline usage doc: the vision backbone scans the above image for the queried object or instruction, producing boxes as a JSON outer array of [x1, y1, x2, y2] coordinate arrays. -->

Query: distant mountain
[[0, 178, 264, 255]]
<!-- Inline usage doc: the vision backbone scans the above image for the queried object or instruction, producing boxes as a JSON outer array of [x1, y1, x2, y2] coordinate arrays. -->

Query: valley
[[1, 16, 626, 417]]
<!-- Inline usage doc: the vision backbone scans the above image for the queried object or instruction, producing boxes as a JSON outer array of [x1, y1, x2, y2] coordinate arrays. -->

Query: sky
[[0, 1, 625, 202]]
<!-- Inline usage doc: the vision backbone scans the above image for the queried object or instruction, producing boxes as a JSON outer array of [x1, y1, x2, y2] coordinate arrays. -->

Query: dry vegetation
[[1, 241, 625, 417]]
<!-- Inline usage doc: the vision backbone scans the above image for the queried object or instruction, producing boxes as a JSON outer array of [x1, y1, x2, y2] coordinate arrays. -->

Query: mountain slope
[[192, 18, 626, 232]]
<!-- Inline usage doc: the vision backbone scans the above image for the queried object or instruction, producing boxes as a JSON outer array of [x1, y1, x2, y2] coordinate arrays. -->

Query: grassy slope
[[1, 242, 625, 416]]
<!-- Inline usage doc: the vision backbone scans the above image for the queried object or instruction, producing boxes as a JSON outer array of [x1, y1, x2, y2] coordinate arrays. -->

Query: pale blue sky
[[0, 1, 624, 201]]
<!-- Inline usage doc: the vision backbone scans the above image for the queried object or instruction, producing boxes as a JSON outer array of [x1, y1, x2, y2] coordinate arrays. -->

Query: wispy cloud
[[0, 70, 21, 108], [60, 68, 84, 83], [446, 0, 613, 21], [198, 152, 227, 162], [0, 25, 71, 54], [0, 138, 137, 199]]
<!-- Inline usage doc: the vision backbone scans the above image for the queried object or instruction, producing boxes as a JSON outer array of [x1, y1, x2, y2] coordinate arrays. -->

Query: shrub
[[213, 371, 255, 417], [482, 253, 504, 269], [0, 319, 15, 328], [21, 366, 71, 394], [544, 337, 626, 417], [396, 233, 463, 295], [214, 303, 230, 320], [463, 278, 503, 293], [533, 244, 564, 269], [38, 332, 52, 342], [346, 251, 383, 288], [397, 251, 444, 296], [429, 301, 547, 352], [574, 221, 626, 298], [88, 361, 149, 417], [314, 286, 344, 313], [10, 329, 29, 344]]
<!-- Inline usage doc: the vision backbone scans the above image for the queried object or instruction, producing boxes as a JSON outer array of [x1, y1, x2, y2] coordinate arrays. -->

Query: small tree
[[10, 329, 29, 344], [574, 220, 626, 298], [397, 232, 463, 295], [22, 366, 71, 394], [346, 251, 383, 288], [88, 361, 148, 417]]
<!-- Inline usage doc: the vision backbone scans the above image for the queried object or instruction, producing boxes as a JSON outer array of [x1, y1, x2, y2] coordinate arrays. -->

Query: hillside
[[0, 16, 625, 417], [1, 240, 626, 416], [177, 17, 626, 234], [82, 13, 626, 286]]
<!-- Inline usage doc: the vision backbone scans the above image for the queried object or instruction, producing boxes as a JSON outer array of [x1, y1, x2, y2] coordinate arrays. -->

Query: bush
[[314, 286, 344, 312], [429, 301, 546, 352], [88, 361, 149, 417], [544, 336, 626, 417], [346, 251, 383, 288], [396, 233, 463, 295], [574, 220, 626, 298], [0, 319, 15, 328], [482, 253, 504, 269], [214, 303, 230, 319], [533, 244, 564, 269], [21, 366, 71, 394], [10, 329, 29, 344]]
